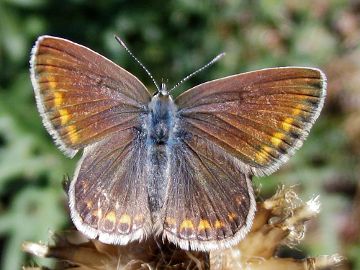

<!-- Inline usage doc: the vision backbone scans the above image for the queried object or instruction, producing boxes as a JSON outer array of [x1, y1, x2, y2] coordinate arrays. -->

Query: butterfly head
[[159, 83, 169, 96]]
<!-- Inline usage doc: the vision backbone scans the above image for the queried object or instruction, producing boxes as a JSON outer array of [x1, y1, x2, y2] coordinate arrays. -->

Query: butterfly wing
[[69, 128, 152, 244], [30, 35, 151, 157], [159, 67, 326, 251], [175, 67, 326, 176], [159, 133, 256, 251], [31, 36, 153, 243]]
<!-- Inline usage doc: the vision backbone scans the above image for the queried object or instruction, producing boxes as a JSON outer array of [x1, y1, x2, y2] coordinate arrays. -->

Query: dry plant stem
[[237, 224, 288, 258], [239, 256, 342, 270], [210, 186, 342, 270], [23, 237, 209, 270], [210, 252, 343, 270]]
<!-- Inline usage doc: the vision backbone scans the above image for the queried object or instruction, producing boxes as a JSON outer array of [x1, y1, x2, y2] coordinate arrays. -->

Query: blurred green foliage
[[0, 0, 359, 269]]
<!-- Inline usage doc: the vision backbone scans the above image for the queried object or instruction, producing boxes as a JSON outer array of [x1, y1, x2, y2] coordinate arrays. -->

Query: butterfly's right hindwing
[[69, 128, 152, 245]]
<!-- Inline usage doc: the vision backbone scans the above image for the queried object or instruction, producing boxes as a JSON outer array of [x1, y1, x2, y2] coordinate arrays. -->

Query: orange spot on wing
[[53, 92, 63, 107], [292, 104, 305, 116], [180, 219, 194, 231], [282, 118, 294, 131], [228, 212, 237, 222], [38, 64, 56, 74], [105, 211, 116, 223], [214, 220, 225, 229], [86, 200, 93, 209], [255, 145, 272, 164], [198, 219, 211, 231], [119, 214, 131, 224], [49, 80, 57, 90], [58, 109, 70, 125], [66, 125, 79, 143], [39, 74, 56, 85], [271, 132, 285, 147]]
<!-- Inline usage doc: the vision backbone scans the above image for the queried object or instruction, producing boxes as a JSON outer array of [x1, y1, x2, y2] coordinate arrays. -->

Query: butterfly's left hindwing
[[159, 131, 256, 251]]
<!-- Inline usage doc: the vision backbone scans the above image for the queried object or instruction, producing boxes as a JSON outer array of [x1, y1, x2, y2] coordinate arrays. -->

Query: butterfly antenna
[[169, 52, 226, 93], [115, 35, 160, 92]]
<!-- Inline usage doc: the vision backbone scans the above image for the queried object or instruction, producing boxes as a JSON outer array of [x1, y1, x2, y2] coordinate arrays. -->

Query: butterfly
[[30, 35, 326, 251]]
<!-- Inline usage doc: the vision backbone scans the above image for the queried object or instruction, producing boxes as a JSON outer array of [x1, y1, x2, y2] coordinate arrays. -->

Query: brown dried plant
[[22, 186, 344, 270]]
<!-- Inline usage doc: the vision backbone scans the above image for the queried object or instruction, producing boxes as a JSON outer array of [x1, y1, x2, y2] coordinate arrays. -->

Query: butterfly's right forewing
[[175, 67, 326, 176]]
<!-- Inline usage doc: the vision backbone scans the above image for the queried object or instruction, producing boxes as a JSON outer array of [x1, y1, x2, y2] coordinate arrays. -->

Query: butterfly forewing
[[175, 67, 326, 176], [30, 36, 151, 157], [69, 128, 152, 244]]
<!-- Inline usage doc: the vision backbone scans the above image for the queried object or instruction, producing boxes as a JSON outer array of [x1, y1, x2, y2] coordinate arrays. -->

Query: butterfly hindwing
[[175, 67, 326, 176], [159, 129, 256, 251], [30, 36, 151, 157], [69, 128, 152, 244]]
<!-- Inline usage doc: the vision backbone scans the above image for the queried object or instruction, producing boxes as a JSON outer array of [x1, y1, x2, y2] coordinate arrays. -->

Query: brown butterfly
[[30, 35, 326, 251]]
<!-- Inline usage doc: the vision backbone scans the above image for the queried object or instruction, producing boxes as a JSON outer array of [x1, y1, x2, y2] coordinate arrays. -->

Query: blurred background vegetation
[[0, 0, 359, 269]]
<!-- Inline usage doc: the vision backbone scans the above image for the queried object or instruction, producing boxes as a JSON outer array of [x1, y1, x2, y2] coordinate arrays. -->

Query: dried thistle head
[[23, 235, 208, 270], [23, 186, 344, 270]]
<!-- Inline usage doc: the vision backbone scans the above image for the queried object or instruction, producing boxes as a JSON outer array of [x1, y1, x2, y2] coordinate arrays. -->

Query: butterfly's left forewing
[[175, 67, 326, 176]]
